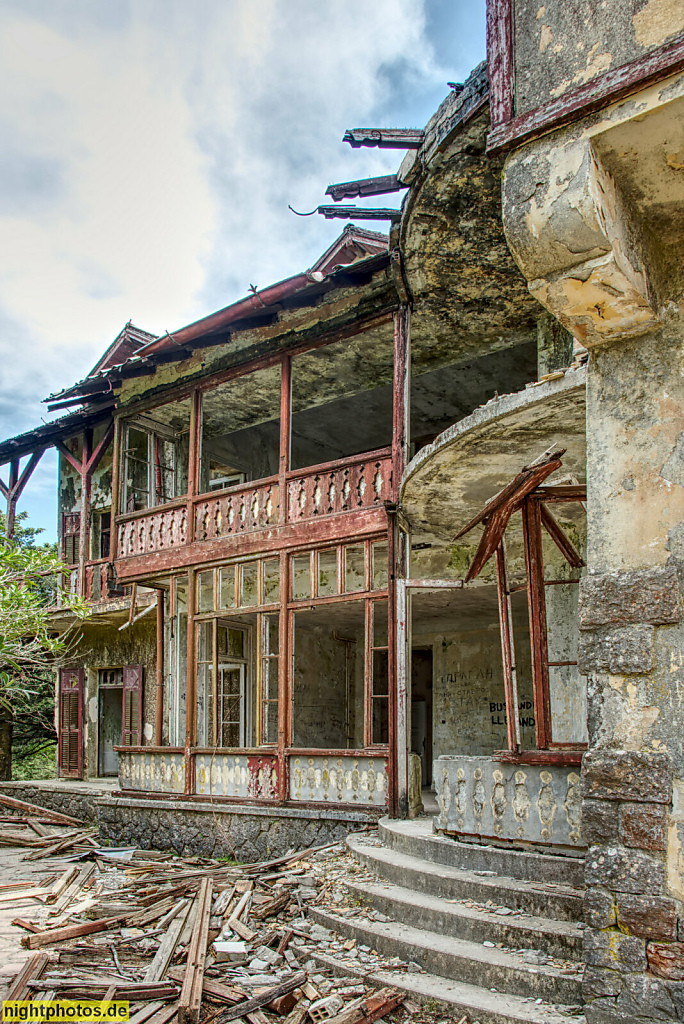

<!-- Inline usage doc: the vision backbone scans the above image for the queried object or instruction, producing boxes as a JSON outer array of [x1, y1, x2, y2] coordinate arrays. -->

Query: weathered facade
[[2, 2, 684, 1014]]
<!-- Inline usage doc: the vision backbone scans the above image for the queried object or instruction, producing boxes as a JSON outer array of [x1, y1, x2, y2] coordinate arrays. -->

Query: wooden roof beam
[[325, 174, 407, 202], [317, 205, 401, 221], [343, 128, 424, 149]]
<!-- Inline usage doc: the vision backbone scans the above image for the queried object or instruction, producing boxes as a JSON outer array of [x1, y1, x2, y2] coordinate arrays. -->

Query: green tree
[[0, 512, 88, 779]]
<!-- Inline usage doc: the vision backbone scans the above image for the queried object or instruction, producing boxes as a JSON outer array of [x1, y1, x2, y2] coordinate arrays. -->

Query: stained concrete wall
[[413, 623, 537, 760], [513, 0, 684, 118]]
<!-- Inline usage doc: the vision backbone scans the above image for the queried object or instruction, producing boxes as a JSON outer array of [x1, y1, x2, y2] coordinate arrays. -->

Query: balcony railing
[[116, 449, 392, 560], [117, 748, 388, 807]]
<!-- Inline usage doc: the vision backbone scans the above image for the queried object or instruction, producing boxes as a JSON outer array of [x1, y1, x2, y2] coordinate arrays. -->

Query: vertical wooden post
[[186, 389, 201, 544], [495, 537, 521, 752], [5, 459, 18, 539], [155, 588, 165, 746], [277, 548, 289, 800], [364, 596, 373, 749], [487, 0, 515, 127], [279, 355, 291, 526], [79, 430, 93, 597], [522, 496, 551, 749], [393, 573, 409, 819], [392, 305, 411, 491], [110, 417, 122, 562], [184, 568, 197, 794]]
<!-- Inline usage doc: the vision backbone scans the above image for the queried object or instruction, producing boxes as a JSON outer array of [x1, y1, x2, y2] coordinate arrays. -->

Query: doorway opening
[[411, 649, 433, 786], [98, 668, 123, 777]]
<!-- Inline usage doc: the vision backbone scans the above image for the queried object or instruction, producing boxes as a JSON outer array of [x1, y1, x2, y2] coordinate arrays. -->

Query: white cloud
[[0, 0, 484, 538]]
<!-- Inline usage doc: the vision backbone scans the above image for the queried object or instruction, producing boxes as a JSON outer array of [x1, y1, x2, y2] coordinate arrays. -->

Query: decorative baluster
[[373, 463, 384, 502]]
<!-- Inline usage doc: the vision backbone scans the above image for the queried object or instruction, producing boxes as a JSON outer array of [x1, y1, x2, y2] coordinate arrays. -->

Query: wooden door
[[122, 665, 143, 746], [58, 668, 83, 778]]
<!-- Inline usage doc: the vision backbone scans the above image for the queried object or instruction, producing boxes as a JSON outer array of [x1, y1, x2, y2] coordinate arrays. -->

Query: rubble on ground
[[0, 792, 581, 1024]]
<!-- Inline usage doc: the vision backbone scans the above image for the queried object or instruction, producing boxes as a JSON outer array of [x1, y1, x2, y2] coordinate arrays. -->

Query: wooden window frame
[[495, 490, 586, 758], [486, 0, 684, 154], [287, 539, 389, 753]]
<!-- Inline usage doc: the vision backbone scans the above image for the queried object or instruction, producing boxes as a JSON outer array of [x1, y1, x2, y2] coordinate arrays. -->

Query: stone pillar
[[501, 110, 684, 1022]]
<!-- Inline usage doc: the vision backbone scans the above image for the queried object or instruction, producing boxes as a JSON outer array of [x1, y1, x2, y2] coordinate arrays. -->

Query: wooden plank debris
[[22, 915, 124, 948], [214, 972, 306, 1023], [178, 877, 213, 1024], [0, 793, 83, 825], [144, 899, 193, 982]]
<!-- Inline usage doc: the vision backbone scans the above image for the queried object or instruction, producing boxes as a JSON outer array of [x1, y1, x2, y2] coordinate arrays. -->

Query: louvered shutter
[[58, 668, 83, 778], [122, 665, 143, 746]]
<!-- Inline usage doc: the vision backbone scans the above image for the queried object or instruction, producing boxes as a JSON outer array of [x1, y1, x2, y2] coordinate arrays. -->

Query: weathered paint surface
[[119, 749, 186, 793], [195, 753, 278, 799], [289, 755, 388, 806], [513, 0, 684, 117], [435, 754, 583, 848]]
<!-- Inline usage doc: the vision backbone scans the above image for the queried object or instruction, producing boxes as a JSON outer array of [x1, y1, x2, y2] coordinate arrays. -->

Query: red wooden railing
[[286, 449, 392, 521], [194, 478, 279, 542], [115, 450, 392, 559]]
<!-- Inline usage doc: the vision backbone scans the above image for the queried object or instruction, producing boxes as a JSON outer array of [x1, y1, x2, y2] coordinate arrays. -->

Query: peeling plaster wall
[[70, 616, 157, 778], [514, 0, 684, 117], [415, 625, 537, 760]]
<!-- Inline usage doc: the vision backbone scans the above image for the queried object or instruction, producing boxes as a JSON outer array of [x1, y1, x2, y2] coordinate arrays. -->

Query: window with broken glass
[[290, 538, 389, 751], [121, 399, 191, 511], [456, 453, 587, 757]]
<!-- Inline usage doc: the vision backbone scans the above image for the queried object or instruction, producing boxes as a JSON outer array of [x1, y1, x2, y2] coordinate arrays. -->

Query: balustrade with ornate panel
[[287, 449, 392, 522]]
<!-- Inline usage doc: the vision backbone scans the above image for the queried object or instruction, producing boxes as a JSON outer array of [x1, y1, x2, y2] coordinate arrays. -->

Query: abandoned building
[[1, 0, 684, 1019]]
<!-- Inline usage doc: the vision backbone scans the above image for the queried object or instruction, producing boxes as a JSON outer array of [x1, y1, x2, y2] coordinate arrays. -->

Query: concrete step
[[348, 835, 584, 922], [308, 905, 584, 1005], [313, 951, 585, 1024], [379, 817, 585, 888], [343, 878, 583, 961]]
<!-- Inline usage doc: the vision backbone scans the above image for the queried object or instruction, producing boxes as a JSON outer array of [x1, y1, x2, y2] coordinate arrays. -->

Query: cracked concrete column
[[501, 103, 684, 1022]]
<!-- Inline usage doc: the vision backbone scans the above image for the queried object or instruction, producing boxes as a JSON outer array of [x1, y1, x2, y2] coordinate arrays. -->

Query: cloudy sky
[[0, 0, 485, 541]]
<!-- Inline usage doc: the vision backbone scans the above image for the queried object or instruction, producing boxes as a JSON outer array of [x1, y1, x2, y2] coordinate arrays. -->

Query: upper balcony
[[111, 320, 403, 578]]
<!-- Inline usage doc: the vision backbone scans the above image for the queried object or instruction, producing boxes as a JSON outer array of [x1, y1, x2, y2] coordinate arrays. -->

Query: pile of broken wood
[[0, 795, 411, 1024]]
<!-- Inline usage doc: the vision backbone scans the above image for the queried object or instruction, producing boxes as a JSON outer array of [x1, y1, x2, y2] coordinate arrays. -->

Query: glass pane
[[373, 600, 388, 648], [264, 614, 279, 654], [263, 657, 279, 701], [196, 621, 213, 747], [263, 559, 280, 603], [345, 545, 365, 592], [263, 699, 279, 745], [173, 578, 188, 745], [219, 566, 236, 609], [292, 555, 311, 601], [199, 364, 281, 492], [546, 578, 587, 744], [372, 649, 389, 697], [292, 601, 364, 749], [217, 626, 244, 660], [372, 697, 389, 744], [198, 571, 214, 612], [372, 542, 388, 590], [124, 427, 149, 511], [290, 331, 394, 470], [240, 563, 258, 607], [219, 668, 242, 747], [318, 549, 338, 598]]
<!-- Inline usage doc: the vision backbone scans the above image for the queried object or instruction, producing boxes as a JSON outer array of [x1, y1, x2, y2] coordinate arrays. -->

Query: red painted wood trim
[[114, 507, 389, 581], [488, 32, 684, 153], [493, 749, 584, 767], [487, 0, 514, 127]]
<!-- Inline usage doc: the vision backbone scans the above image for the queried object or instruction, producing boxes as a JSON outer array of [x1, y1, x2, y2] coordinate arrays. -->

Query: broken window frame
[[195, 619, 250, 748], [467, 478, 587, 758], [287, 537, 389, 753], [121, 420, 179, 512]]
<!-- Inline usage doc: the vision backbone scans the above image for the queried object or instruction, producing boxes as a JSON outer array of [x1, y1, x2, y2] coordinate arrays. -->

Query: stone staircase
[[310, 817, 586, 1024]]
